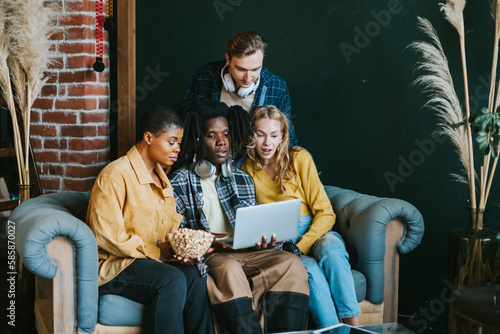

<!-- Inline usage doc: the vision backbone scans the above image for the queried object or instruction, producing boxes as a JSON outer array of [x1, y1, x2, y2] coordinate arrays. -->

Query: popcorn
[[168, 228, 214, 258]]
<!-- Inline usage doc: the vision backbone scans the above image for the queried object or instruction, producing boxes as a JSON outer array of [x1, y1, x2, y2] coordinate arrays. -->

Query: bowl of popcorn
[[168, 228, 214, 258]]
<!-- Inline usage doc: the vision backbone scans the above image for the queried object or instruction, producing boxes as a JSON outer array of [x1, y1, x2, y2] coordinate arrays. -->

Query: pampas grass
[[440, 0, 477, 208], [412, 0, 500, 291], [0, 5, 23, 184], [479, 0, 500, 208], [484, 0, 500, 207], [488, 0, 500, 110], [440, 0, 466, 33], [0, 0, 56, 187], [411, 1, 500, 213], [410, 17, 471, 186]]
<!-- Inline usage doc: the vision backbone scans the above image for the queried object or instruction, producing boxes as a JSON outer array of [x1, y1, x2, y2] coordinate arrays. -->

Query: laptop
[[311, 324, 377, 334], [220, 199, 302, 249]]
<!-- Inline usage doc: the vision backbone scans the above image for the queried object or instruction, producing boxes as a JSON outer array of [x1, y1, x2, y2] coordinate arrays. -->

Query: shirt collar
[[127, 146, 170, 188]]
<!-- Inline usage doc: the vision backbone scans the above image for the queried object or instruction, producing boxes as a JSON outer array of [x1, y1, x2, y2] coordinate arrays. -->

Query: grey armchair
[[10, 186, 424, 333], [325, 186, 424, 324]]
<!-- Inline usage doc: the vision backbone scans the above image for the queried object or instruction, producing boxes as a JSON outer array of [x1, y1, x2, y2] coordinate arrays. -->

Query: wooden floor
[[0, 217, 36, 333]]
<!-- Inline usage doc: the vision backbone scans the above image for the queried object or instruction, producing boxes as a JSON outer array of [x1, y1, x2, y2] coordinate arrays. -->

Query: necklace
[[261, 160, 276, 166]]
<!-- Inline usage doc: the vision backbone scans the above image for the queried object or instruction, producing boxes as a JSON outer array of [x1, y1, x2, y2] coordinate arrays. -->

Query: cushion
[[352, 269, 367, 302], [98, 294, 146, 326]]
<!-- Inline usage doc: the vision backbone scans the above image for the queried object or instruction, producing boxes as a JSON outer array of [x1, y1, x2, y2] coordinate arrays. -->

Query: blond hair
[[247, 106, 301, 193]]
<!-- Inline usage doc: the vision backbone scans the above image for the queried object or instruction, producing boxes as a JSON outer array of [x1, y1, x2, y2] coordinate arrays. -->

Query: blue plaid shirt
[[184, 60, 298, 146]]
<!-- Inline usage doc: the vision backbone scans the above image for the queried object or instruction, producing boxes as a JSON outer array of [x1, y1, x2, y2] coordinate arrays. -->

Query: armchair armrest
[[9, 192, 98, 334], [324, 186, 424, 315]]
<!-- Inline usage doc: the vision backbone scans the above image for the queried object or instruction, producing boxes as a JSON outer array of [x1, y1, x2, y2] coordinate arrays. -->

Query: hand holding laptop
[[254, 233, 284, 249], [216, 199, 302, 250], [214, 233, 281, 250]]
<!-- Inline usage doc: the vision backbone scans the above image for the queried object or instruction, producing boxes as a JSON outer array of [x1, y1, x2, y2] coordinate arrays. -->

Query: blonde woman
[[241, 105, 361, 328]]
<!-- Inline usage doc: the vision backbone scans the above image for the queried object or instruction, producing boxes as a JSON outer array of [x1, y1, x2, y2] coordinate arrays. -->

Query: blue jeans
[[292, 215, 361, 328]]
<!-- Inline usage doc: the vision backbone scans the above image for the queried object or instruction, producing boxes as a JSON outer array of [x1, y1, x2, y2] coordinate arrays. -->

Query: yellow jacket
[[87, 146, 182, 286], [241, 149, 335, 255]]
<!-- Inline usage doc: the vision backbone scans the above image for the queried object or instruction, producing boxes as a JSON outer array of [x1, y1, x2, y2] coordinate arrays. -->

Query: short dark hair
[[138, 105, 183, 142], [227, 30, 268, 59], [176, 99, 252, 165]]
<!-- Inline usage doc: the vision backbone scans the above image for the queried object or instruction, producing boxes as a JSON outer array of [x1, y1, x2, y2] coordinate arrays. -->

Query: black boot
[[211, 297, 263, 334], [262, 291, 309, 333]]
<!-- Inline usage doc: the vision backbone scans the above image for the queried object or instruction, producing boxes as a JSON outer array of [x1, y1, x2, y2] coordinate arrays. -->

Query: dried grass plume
[[0, 0, 57, 186], [440, 0, 466, 35], [410, 17, 471, 184]]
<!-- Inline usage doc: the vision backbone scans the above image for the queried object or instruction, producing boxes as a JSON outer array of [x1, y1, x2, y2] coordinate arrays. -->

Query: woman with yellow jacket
[[241, 105, 361, 328]]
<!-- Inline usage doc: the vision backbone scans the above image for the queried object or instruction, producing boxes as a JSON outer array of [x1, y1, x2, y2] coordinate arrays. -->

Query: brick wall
[[32, 0, 110, 193]]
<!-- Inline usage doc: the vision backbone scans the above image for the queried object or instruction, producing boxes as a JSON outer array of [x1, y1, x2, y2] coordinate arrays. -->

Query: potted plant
[[410, 0, 500, 288]]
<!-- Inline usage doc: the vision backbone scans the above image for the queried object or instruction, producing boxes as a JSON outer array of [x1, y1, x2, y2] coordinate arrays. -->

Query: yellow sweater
[[241, 149, 335, 255], [87, 146, 182, 285]]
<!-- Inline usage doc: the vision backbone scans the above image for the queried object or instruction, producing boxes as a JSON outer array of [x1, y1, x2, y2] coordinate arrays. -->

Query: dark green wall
[[136, 1, 498, 332]]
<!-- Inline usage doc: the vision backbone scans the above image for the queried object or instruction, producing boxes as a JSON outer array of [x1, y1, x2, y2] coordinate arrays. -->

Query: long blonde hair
[[247, 106, 301, 193]]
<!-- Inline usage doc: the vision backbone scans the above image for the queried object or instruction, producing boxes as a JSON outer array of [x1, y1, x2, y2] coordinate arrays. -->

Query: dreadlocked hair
[[227, 104, 253, 159], [176, 99, 252, 166], [246, 105, 301, 194]]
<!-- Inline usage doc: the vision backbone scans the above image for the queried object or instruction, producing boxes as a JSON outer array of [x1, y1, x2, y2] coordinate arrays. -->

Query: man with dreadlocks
[[169, 100, 309, 334]]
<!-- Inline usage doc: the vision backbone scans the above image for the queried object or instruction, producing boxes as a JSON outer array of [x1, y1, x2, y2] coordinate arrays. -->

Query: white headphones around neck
[[194, 159, 233, 178], [220, 63, 260, 98]]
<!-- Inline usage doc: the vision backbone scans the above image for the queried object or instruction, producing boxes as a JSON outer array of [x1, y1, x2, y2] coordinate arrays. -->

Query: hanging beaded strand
[[93, 0, 105, 72], [104, 0, 115, 31]]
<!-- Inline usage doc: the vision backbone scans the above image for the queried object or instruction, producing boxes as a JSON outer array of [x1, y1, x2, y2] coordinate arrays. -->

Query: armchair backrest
[[324, 186, 424, 305], [9, 191, 98, 333]]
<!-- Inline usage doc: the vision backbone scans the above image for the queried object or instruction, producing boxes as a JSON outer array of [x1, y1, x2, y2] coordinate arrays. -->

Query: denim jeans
[[292, 215, 361, 328], [99, 259, 214, 334]]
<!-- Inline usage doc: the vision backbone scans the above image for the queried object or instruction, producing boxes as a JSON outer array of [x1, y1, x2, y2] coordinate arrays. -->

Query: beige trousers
[[205, 248, 309, 331]]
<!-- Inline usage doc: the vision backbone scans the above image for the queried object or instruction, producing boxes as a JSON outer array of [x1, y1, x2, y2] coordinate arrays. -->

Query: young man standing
[[184, 30, 298, 146], [169, 100, 309, 334]]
